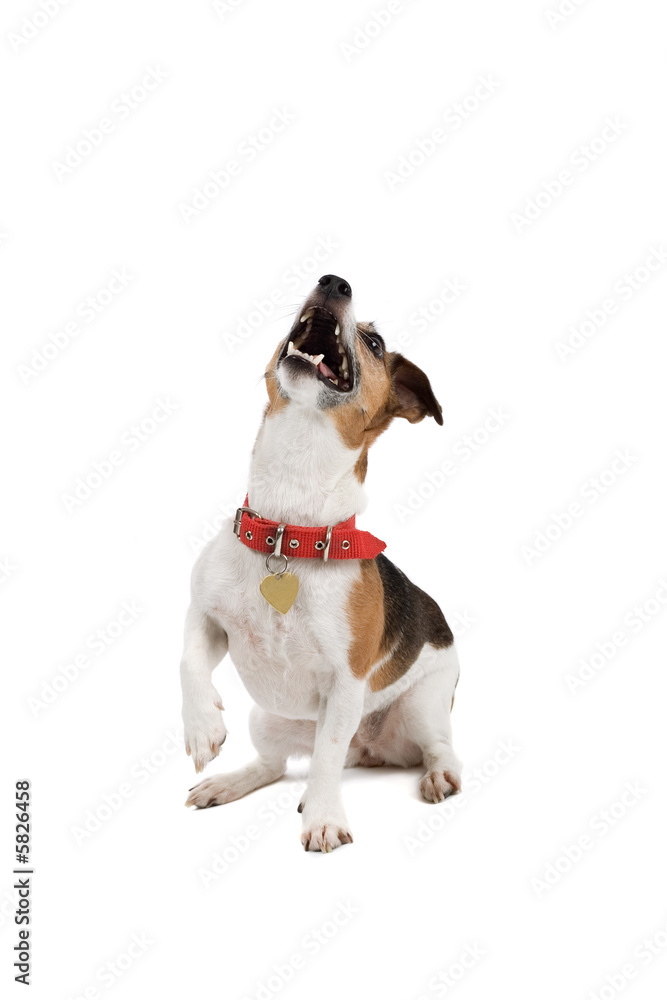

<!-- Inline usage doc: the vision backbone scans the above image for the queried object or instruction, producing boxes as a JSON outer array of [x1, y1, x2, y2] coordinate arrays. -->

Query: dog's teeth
[[300, 309, 314, 323], [335, 324, 340, 337], [331, 378, 338, 385], [287, 340, 323, 367]]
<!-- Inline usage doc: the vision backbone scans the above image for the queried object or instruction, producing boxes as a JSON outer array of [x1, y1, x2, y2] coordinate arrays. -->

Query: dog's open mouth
[[281, 307, 353, 392]]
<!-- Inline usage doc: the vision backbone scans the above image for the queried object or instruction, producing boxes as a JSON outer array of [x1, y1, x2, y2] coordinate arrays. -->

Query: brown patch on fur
[[328, 336, 395, 480], [347, 554, 453, 693], [346, 560, 385, 678], [330, 323, 442, 480], [370, 652, 423, 691], [354, 449, 368, 482], [264, 342, 288, 415], [329, 405, 367, 453], [368, 659, 399, 692]]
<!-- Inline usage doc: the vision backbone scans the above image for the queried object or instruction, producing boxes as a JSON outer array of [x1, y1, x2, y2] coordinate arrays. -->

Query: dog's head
[[266, 276, 442, 471]]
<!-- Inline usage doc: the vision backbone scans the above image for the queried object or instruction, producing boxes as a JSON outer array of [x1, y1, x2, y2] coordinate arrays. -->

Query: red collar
[[233, 496, 386, 561]]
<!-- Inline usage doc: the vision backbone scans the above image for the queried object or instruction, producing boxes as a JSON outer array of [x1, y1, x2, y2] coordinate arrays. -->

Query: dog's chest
[[203, 531, 358, 718]]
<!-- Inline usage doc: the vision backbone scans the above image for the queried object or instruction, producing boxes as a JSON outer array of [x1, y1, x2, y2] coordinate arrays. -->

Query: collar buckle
[[233, 505, 260, 539]]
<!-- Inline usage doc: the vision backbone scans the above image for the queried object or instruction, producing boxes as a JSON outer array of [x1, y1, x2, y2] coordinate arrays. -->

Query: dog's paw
[[300, 805, 353, 852], [420, 769, 461, 804], [183, 693, 227, 774], [301, 823, 353, 853], [185, 775, 236, 809]]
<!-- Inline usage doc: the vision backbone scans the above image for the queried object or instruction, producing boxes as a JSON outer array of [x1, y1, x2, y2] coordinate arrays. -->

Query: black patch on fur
[[376, 553, 453, 675]]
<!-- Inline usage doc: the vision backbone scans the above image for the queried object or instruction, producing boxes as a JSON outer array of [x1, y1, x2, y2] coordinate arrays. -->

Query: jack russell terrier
[[181, 274, 462, 852]]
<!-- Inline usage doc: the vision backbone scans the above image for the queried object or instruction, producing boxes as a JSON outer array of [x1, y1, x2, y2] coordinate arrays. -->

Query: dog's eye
[[360, 331, 384, 359]]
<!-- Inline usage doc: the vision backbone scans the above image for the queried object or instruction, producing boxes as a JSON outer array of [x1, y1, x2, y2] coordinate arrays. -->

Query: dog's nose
[[318, 274, 352, 299]]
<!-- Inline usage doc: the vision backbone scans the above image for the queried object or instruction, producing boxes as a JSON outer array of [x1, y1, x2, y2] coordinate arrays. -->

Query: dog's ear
[[389, 355, 443, 425]]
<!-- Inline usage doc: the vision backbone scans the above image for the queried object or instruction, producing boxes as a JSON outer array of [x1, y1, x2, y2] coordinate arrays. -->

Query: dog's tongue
[[318, 360, 336, 380]]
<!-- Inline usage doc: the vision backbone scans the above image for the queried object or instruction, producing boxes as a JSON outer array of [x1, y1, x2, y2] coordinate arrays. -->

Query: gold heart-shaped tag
[[260, 572, 299, 614]]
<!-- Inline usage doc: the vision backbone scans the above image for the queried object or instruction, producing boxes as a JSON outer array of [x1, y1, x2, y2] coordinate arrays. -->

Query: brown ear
[[390, 355, 443, 425]]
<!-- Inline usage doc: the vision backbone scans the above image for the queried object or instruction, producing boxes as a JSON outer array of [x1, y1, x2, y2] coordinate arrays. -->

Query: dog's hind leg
[[402, 645, 463, 803], [185, 707, 315, 808]]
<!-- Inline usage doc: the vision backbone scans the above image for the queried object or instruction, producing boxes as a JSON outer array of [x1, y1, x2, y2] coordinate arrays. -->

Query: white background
[[2, 0, 667, 998]]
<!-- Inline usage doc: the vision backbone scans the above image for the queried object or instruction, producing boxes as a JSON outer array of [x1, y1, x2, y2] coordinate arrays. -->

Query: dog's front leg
[[180, 605, 228, 773], [300, 677, 365, 853]]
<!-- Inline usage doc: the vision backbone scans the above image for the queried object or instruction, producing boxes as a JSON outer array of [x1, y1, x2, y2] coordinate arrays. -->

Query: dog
[[181, 274, 462, 852]]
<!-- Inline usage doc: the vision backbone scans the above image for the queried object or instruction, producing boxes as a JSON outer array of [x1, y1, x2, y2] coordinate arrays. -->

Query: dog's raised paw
[[183, 696, 227, 774], [300, 824, 353, 853], [419, 769, 461, 804]]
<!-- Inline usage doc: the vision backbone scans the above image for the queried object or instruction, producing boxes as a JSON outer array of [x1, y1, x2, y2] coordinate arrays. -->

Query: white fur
[[248, 403, 367, 525], [181, 309, 462, 852]]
